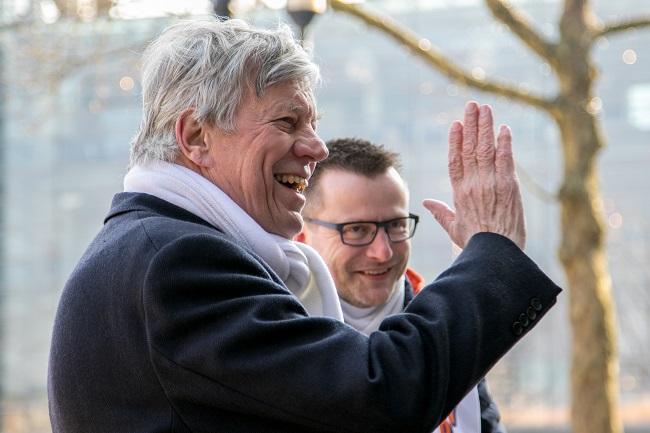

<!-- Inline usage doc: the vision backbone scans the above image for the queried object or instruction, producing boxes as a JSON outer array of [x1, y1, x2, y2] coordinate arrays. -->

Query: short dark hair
[[304, 137, 402, 213]]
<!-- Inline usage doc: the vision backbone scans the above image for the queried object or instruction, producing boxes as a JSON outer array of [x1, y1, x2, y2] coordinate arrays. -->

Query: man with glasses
[[296, 137, 506, 433]]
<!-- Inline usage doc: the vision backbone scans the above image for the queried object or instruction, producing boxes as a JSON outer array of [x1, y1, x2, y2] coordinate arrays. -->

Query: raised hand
[[423, 101, 525, 250]]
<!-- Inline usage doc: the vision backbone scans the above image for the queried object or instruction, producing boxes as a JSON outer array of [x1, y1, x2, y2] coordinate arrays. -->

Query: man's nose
[[295, 129, 328, 163], [365, 229, 394, 262]]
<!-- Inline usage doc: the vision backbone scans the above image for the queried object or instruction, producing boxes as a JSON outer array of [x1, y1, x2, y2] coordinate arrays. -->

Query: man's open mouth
[[361, 268, 390, 276], [274, 174, 307, 194]]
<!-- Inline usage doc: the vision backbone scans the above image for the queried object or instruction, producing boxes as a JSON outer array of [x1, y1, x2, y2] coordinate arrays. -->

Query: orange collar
[[405, 267, 425, 295]]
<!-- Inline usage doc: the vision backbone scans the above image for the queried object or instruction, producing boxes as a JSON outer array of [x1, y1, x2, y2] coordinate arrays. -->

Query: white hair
[[129, 18, 320, 167]]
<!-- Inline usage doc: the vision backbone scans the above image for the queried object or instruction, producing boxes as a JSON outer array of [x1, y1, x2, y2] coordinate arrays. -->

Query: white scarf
[[123, 161, 343, 321], [339, 277, 405, 336], [339, 277, 480, 433]]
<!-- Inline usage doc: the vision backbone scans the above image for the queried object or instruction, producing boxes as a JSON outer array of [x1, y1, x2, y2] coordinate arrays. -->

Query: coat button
[[512, 322, 523, 336], [531, 298, 543, 311], [518, 313, 530, 327], [527, 306, 537, 320]]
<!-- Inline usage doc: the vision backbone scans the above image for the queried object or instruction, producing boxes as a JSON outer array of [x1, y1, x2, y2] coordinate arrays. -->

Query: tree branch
[[595, 16, 650, 38], [484, 0, 559, 69], [328, 0, 556, 113]]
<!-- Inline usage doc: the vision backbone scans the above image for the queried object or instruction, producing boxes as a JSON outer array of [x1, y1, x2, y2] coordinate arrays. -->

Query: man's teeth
[[363, 269, 389, 275], [274, 174, 307, 193]]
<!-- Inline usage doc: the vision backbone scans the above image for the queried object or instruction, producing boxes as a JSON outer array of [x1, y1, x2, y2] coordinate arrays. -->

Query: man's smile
[[357, 266, 392, 277], [274, 173, 308, 193]]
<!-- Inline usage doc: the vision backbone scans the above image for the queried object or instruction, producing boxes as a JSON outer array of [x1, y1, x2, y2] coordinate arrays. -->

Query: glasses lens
[[387, 217, 415, 242], [341, 223, 377, 245]]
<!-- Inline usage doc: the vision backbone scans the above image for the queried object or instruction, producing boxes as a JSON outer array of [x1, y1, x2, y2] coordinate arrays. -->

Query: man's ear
[[175, 108, 209, 167]]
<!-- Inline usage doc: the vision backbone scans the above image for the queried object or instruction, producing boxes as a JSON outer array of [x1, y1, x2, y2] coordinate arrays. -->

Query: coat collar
[[105, 192, 217, 231]]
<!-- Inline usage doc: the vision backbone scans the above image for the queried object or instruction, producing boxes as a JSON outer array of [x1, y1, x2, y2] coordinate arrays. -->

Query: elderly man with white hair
[[48, 18, 561, 433]]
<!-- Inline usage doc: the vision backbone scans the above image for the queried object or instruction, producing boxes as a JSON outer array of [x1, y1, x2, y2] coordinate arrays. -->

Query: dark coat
[[404, 281, 507, 433], [48, 192, 561, 433]]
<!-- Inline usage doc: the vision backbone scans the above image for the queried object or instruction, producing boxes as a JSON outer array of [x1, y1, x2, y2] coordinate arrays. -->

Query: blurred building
[[0, 0, 648, 431]]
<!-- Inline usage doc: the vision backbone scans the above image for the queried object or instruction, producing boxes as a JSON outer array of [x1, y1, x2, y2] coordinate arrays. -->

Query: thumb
[[422, 199, 456, 233]]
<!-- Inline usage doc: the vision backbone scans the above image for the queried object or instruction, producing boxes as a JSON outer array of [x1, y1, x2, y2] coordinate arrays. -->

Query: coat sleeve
[[142, 231, 561, 433]]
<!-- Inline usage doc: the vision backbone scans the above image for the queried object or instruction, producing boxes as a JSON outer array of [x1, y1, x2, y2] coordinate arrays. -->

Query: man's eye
[[389, 219, 407, 229], [342, 224, 372, 239], [277, 117, 296, 129]]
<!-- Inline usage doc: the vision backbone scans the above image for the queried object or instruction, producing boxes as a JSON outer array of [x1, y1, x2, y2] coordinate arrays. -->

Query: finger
[[495, 124, 514, 179], [462, 101, 479, 173], [477, 105, 496, 179], [422, 199, 456, 233], [476, 105, 497, 227], [448, 121, 464, 185]]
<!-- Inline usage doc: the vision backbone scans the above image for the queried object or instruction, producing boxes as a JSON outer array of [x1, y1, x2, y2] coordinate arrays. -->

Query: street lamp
[[212, 0, 232, 18], [286, 0, 326, 44]]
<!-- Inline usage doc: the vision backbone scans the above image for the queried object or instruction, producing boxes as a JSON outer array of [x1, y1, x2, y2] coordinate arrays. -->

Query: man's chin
[[351, 286, 395, 308], [285, 211, 305, 238], [264, 212, 303, 239]]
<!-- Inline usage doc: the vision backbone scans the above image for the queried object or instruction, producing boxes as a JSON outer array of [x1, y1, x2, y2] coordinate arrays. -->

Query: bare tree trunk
[[555, 3, 622, 432], [556, 109, 621, 433]]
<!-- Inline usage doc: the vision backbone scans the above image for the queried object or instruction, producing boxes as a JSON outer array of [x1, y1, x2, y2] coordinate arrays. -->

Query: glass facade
[[1, 0, 648, 431]]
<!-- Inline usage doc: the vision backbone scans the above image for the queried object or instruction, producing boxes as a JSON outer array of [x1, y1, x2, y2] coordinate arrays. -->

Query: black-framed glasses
[[304, 213, 419, 246]]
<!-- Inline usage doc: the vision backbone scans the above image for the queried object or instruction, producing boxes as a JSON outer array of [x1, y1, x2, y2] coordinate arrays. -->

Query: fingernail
[[451, 121, 462, 132], [479, 105, 490, 117], [465, 102, 477, 114]]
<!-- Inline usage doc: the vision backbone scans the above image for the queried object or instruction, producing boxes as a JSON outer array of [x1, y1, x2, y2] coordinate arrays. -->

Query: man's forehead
[[314, 168, 409, 219], [319, 167, 404, 189], [259, 81, 316, 112]]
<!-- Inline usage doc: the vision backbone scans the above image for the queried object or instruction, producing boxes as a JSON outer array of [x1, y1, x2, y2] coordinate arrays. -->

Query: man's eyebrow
[[287, 103, 307, 114], [286, 102, 320, 121]]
